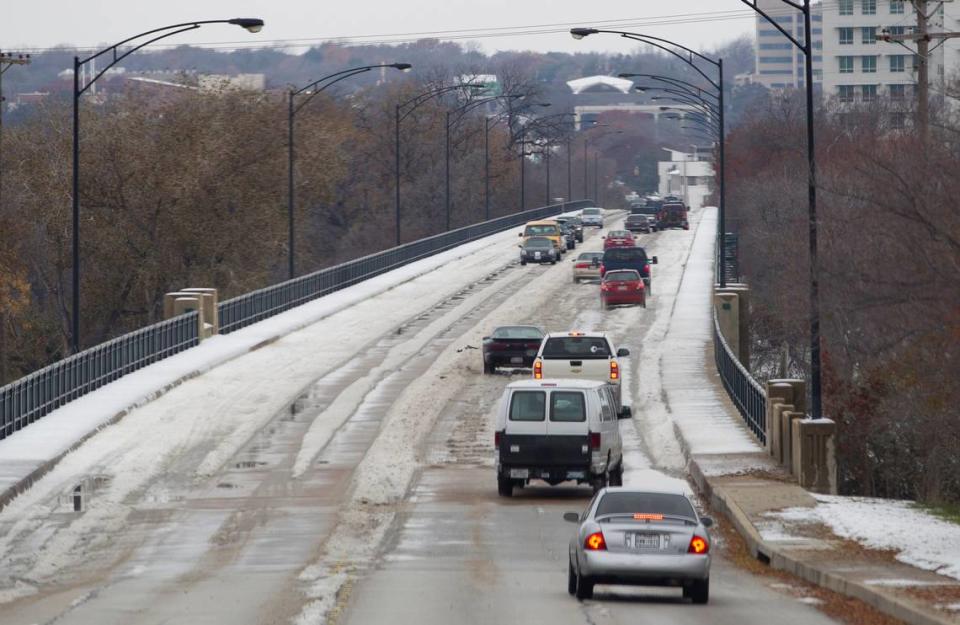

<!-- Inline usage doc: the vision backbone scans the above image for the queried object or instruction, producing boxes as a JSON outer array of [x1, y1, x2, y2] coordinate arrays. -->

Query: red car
[[600, 269, 646, 309], [602, 230, 636, 249]]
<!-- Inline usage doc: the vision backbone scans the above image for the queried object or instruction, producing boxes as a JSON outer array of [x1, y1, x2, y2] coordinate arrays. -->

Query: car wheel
[[520, 260, 527, 266], [567, 559, 577, 596], [575, 569, 594, 600], [573, 277, 580, 284], [483, 361, 496, 374], [689, 578, 709, 604], [608, 462, 623, 487], [551, 259, 557, 265], [497, 476, 514, 497], [590, 472, 607, 494]]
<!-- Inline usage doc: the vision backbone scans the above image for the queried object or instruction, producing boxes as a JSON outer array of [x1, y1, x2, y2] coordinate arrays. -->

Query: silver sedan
[[565, 486, 713, 603]]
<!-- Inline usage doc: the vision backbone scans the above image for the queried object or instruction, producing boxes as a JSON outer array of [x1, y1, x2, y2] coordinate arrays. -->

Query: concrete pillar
[[767, 382, 795, 456], [792, 418, 838, 494], [181, 288, 219, 337], [714, 293, 739, 356], [781, 410, 805, 474], [716, 284, 750, 368], [769, 378, 807, 415], [172, 296, 205, 340], [769, 402, 794, 464], [164, 291, 202, 320]]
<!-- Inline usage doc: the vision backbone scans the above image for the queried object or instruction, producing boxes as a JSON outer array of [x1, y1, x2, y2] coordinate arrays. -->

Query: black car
[[624, 214, 652, 233], [558, 222, 577, 250], [520, 236, 558, 265], [601, 246, 658, 293], [558, 216, 584, 242], [482, 325, 545, 373]]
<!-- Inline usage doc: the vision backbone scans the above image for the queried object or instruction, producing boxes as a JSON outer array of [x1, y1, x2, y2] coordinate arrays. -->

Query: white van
[[494, 379, 630, 497]]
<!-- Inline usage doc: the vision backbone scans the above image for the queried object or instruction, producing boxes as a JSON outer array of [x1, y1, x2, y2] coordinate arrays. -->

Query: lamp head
[[229, 18, 265, 33], [570, 27, 599, 40], [634, 86, 646, 93], [617, 73, 640, 79], [392, 63, 413, 72]]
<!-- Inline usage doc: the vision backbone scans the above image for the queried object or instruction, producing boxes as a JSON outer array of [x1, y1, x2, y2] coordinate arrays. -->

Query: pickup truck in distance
[[601, 247, 658, 293]]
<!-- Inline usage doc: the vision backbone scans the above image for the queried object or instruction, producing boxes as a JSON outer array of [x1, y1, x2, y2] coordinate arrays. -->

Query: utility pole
[[0, 52, 30, 219], [879, 1, 960, 140]]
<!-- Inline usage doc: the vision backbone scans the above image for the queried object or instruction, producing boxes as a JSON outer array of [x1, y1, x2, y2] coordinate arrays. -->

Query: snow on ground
[[769, 494, 960, 581], [294, 226, 617, 624], [0, 224, 546, 600]]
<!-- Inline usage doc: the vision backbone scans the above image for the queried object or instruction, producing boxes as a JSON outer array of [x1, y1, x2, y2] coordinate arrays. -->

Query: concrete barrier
[[792, 418, 838, 494], [181, 288, 219, 337], [780, 410, 805, 473], [769, 401, 794, 463], [716, 284, 751, 367], [714, 292, 740, 357], [164, 288, 218, 340]]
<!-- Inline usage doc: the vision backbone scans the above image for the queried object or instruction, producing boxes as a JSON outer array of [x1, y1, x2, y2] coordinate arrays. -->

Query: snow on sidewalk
[[654, 207, 763, 460], [770, 494, 960, 581]]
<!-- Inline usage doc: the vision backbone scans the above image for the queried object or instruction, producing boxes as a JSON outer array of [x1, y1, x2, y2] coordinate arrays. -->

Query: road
[[0, 209, 841, 625]]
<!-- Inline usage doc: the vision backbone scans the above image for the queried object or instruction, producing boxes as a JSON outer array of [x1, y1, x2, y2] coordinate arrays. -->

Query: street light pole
[[289, 63, 410, 279], [519, 128, 526, 211], [566, 138, 572, 201], [484, 116, 492, 220], [69, 18, 264, 353], [737, 0, 822, 420], [395, 82, 483, 246]]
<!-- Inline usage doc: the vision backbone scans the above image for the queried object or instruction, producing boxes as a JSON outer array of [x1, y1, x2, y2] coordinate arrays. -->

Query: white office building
[[821, 0, 960, 104], [657, 148, 714, 211], [753, 0, 824, 90]]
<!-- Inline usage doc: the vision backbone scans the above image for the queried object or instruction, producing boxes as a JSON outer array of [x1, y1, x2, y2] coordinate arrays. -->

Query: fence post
[[793, 418, 837, 494]]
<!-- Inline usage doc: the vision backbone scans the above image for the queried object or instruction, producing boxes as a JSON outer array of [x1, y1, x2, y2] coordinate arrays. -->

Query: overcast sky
[[1, 1, 757, 56]]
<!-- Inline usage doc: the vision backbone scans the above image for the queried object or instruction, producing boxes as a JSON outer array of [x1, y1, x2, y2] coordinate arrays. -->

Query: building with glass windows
[[750, 0, 824, 90], [821, 0, 960, 106]]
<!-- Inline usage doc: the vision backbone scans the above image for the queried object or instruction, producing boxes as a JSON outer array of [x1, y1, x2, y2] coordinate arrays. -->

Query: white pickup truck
[[532, 331, 629, 410]]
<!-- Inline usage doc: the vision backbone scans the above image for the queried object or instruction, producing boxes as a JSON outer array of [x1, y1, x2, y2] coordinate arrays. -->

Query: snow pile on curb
[[771, 494, 960, 580]]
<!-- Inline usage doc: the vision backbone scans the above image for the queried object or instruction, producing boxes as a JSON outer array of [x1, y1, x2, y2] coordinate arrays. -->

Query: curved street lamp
[[288, 63, 411, 279], [394, 82, 483, 245], [445, 94, 520, 229], [571, 27, 729, 288], [70, 18, 265, 353]]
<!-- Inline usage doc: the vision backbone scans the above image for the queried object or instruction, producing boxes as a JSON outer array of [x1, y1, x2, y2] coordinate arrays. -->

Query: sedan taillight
[[688, 536, 709, 554], [584, 531, 607, 551]]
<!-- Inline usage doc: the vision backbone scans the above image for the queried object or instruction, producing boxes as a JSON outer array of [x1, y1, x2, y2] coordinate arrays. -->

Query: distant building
[[821, 0, 960, 105], [567, 75, 698, 130], [751, 0, 824, 90], [657, 148, 714, 211]]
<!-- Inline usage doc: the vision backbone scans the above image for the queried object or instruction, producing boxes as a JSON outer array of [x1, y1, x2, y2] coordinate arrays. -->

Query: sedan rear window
[[582, 208, 601, 215], [491, 326, 543, 340], [550, 391, 586, 422], [525, 225, 559, 236], [596, 492, 696, 520], [542, 337, 611, 360], [604, 270, 641, 282], [509, 391, 545, 421], [604, 248, 648, 263]]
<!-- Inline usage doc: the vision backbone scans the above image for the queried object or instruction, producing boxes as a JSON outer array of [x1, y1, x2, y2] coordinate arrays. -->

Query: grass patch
[[917, 502, 960, 526]]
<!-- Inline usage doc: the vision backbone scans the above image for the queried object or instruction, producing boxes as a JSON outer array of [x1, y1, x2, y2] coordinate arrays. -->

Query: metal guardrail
[[0, 200, 591, 441], [218, 200, 592, 334], [713, 310, 767, 444], [0, 313, 199, 441]]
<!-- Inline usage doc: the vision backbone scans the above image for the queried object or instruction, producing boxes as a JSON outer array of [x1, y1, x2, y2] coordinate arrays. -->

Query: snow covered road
[[0, 209, 843, 625]]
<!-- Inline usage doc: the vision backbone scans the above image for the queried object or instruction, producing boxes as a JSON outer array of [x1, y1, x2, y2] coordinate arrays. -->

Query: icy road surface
[[0, 210, 839, 625]]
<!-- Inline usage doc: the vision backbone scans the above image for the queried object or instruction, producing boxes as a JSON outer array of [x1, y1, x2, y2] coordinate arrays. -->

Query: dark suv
[[601, 247, 658, 293], [624, 214, 652, 233]]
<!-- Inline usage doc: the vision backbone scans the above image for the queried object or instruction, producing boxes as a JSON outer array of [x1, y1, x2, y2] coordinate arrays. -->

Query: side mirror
[[617, 347, 630, 357], [518, 233, 523, 237], [482, 336, 489, 341], [651, 256, 659, 265], [700, 516, 714, 528], [601, 236, 606, 239], [618, 406, 632, 419], [563, 512, 580, 523]]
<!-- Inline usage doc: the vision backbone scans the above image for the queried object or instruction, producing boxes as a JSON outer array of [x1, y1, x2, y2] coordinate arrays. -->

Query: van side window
[[509, 391, 546, 421], [597, 389, 615, 422], [550, 391, 586, 422]]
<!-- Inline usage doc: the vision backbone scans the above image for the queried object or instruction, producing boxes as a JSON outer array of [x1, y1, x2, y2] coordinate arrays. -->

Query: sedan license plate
[[626, 533, 669, 550], [510, 468, 530, 479], [510, 356, 523, 364], [617, 285, 628, 291]]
